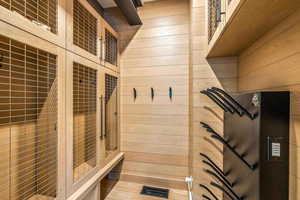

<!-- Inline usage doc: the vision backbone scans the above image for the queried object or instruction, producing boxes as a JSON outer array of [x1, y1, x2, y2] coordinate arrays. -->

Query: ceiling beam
[[87, 0, 105, 17], [113, 0, 142, 25], [133, 0, 143, 8]]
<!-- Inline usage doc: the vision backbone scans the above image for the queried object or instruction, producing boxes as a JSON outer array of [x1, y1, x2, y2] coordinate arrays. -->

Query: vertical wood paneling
[[190, 0, 237, 199]]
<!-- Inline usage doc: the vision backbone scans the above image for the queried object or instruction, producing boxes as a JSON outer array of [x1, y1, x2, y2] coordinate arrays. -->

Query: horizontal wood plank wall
[[190, 0, 237, 199], [238, 9, 300, 199], [117, 0, 190, 189]]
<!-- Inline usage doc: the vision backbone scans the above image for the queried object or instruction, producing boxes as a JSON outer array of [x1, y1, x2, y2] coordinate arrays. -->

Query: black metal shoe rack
[[198, 87, 290, 200]]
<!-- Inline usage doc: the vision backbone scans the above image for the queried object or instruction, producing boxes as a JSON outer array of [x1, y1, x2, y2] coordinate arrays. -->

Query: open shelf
[[207, 0, 300, 58]]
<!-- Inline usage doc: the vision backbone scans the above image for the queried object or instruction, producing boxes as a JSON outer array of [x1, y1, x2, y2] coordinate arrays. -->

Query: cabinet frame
[[0, 21, 67, 200], [0, 0, 67, 48]]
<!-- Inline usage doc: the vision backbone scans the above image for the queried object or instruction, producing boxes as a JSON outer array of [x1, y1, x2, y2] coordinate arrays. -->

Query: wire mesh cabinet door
[[0, 27, 67, 200], [65, 52, 102, 197]]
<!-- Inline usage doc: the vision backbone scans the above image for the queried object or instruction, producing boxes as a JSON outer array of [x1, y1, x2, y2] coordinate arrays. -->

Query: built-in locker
[[0, 21, 66, 200]]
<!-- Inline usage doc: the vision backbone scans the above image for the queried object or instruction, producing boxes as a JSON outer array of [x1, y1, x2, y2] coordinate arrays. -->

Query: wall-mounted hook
[[202, 194, 211, 200], [200, 90, 232, 113], [151, 87, 154, 100], [211, 87, 257, 120], [210, 182, 237, 200], [200, 122, 257, 171], [133, 88, 137, 101], [169, 87, 173, 100], [0, 53, 3, 68], [200, 152, 228, 177], [202, 161, 234, 187], [198, 184, 219, 200], [203, 168, 234, 188]]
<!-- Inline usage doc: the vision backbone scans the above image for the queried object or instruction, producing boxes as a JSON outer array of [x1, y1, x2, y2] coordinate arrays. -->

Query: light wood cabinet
[[0, 0, 121, 199]]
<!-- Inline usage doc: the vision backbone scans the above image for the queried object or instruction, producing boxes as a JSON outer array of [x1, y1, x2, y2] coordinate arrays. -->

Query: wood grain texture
[[238, 8, 300, 199], [189, 0, 238, 199], [115, 0, 190, 187]]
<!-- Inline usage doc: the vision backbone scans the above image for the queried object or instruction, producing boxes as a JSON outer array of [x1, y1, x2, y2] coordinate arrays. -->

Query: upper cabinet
[[66, 0, 120, 71], [103, 27, 119, 68], [0, 0, 66, 47], [207, 0, 300, 58]]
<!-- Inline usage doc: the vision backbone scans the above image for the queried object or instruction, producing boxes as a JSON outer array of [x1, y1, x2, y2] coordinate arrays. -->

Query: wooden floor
[[104, 181, 188, 200]]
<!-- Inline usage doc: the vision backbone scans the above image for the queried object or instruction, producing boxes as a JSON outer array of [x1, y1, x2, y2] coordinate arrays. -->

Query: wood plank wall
[[116, 0, 190, 189], [190, 0, 237, 199], [238, 9, 300, 199]]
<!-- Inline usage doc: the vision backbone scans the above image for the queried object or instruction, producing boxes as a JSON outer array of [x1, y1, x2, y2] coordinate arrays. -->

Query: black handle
[[202, 161, 234, 187], [100, 37, 103, 61], [200, 90, 232, 113], [100, 95, 104, 140], [133, 88, 137, 101], [0, 53, 3, 67], [210, 182, 237, 200], [199, 184, 219, 200], [201, 122, 256, 170], [169, 87, 172, 100], [207, 88, 242, 116], [211, 87, 257, 119], [200, 152, 228, 177], [151, 87, 154, 100]]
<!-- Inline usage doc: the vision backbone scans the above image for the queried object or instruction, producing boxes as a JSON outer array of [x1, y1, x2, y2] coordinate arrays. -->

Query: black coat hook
[[200, 122, 257, 170], [133, 88, 137, 101], [203, 168, 234, 188], [200, 90, 232, 113], [207, 88, 242, 116], [211, 87, 257, 120], [202, 160, 234, 187], [169, 87, 173, 100], [210, 182, 237, 200], [202, 194, 211, 200], [200, 152, 228, 177], [151, 87, 154, 100], [199, 184, 219, 200]]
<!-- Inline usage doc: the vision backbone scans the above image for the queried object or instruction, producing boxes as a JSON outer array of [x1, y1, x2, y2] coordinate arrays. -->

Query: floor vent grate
[[141, 186, 169, 199]]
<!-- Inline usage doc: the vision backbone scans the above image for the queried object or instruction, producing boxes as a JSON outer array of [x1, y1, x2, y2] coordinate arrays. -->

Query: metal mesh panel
[[73, 62, 97, 182], [0, 34, 57, 200], [105, 74, 117, 152], [208, 0, 220, 42], [105, 74, 117, 104], [105, 29, 118, 66], [73, 0, 97, 55], [0, 0, 58, 34]]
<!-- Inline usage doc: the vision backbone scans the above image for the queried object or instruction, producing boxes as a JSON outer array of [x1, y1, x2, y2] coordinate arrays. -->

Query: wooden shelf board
[[207, 0, 300, 58]]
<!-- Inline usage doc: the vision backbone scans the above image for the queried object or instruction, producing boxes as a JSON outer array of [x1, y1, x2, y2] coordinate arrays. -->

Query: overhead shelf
[[207, 0, 300, 58]]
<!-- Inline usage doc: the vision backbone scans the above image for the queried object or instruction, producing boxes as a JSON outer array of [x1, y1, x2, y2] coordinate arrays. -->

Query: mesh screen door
[[104, 29, 118, 66], [105, 74, 118, 154], [0, 0, 58, 33], [73, 62, 97, 182], [0, 35, 58, 200], [73, 0, 97, 55]]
